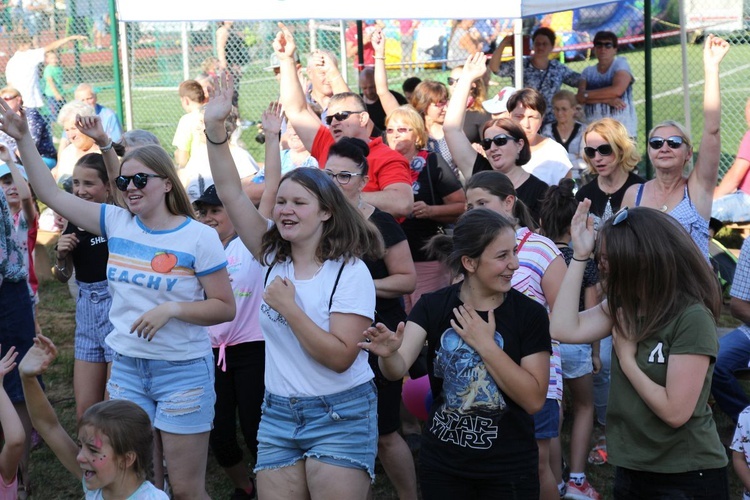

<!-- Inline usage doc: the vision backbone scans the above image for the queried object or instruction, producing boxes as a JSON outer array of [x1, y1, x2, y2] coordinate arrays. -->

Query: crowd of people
[[0, 14, 748, 500]]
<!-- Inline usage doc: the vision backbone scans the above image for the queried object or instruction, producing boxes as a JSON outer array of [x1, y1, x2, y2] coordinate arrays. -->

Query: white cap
[[482, 87, 517, 115]]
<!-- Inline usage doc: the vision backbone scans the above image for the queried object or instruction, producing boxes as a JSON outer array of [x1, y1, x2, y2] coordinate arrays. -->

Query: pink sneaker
[[564, 479, 601, 500]]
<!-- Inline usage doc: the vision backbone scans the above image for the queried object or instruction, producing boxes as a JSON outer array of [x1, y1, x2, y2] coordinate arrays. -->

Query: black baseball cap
[[195, 184, 222, 206]]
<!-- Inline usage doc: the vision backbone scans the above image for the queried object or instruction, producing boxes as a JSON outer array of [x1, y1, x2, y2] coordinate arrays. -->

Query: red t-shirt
[[310, 125, 411, 193]]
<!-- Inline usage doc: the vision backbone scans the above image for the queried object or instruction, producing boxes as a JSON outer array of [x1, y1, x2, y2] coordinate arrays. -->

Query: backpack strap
[[263, 263, 275, 287], [328, 261, 346, 311]]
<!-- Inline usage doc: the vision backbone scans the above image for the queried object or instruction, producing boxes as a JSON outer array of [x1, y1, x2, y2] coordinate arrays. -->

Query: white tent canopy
[[116, 0, 614, 22]]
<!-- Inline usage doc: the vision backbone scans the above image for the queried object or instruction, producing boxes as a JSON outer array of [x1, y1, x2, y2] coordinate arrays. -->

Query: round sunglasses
[[115, 173, 165, 191], [648, 136, 684, 150], [583, 144, 613, 158], [481, 134, 517, 151]]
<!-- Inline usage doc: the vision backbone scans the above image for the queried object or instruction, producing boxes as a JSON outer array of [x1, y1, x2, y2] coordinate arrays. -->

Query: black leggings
[[210, 341, 265, 466]]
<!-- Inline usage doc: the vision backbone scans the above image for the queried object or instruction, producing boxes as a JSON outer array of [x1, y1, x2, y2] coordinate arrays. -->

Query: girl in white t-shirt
[[205, 72, 383, 500], [0, 102, 235, 499]]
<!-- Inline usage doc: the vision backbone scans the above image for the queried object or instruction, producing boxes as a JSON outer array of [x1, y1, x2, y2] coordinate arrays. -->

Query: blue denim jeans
[[593, 335, 612, 426], [711, 327, 750, 422]]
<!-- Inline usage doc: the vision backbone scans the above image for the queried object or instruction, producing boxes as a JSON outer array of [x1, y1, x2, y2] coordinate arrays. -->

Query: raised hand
[[75, 114, 108, 146], [0, 347, 18, 383], [204, 72, 234, 126], [359, 322, 405, 357], [18, 334, 58, 378], [273, 22, 297, 61], [372, 28, 385, 58], [462, 52, 488, 81], [571, 199, 596, 259], [703, 34, 730, 68], [261, 101, 284, 135], [0, 143, 13, 165], [0, 97, 29, 140]]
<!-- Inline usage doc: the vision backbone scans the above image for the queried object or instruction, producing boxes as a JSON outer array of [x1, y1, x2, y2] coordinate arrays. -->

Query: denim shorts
[[533, 398, 560, 439], [74, 281, 114, 363], [254, 380, 378, 480], [107, 351, 216, 434], [559, 343, 593, 379]]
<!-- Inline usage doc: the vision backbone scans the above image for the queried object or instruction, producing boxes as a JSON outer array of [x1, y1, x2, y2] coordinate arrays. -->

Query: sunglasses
[[324, 111, 364, 125], [431, 100, 448, 108], [324, 170, 364, 185], [648, 135, 685, 150], [385, 127, 412, 135], [481, 134, 517, 151], [115, 173, 165, 191], [447, 77, 459, 86], [583, 144, 614, 158], [594, 42, 614, 49], [1, 95, 18, 101]]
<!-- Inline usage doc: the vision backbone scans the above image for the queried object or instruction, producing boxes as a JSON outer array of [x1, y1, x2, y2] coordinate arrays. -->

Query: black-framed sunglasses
[[447, 77, 459, 86], [583, 144, 614, 158], [648, 135, 685, 150], [612, 207, 629, 226], [324, 170, 364, 185], [481, 134, 517, 151], [324, 111, 364, 125], [115, 173, 165, 191], [594, 42, 614, 49]]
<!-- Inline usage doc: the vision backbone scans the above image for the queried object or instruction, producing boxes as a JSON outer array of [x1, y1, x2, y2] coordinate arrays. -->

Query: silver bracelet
[[99, 141, 114, 152]]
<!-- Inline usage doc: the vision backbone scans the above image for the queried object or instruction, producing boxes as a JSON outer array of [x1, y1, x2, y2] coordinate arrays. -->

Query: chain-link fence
[[0, 3, 749, 175]]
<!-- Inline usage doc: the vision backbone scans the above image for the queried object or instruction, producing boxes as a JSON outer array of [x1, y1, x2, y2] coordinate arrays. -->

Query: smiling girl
[[206, 72, 384, 500], [20, 334, 168, 499], [0, 99, 235, 499], [361, 208, 551, 499]]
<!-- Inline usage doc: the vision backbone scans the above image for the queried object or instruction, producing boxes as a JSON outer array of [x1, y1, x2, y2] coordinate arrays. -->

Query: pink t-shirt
[[736, 130, 750, 194]]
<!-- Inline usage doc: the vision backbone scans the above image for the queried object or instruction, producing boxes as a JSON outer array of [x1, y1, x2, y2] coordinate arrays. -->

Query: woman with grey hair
[[52, 100, 98, 181]]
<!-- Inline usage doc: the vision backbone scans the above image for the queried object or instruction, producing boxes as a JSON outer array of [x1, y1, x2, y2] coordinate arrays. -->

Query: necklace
[[141, 214, 172, 235]]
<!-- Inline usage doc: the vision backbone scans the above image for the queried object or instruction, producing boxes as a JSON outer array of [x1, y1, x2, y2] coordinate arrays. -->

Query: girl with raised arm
[[0, 97, 235, 500], [205, 72, 384, 500], [550, 201, 728, 498]]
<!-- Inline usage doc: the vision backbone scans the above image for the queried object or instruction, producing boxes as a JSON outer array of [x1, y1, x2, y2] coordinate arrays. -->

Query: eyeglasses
[[385, 127, 413, 135], [115, 173, 165, 191], [447, 77, 459, 86], [612, 207, 629, 226], [324, 111, 364, 125], [481, 133, 517, 151], [583, 144, 614, 158], [431, 100, 448, 108], [648, 135, 685, 150], [594, 42, 614, 49], [324, 170, 364, 185]]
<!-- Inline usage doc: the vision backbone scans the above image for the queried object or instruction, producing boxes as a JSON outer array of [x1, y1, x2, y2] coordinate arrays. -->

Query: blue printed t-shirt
[[100, 205, 227, 361]]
